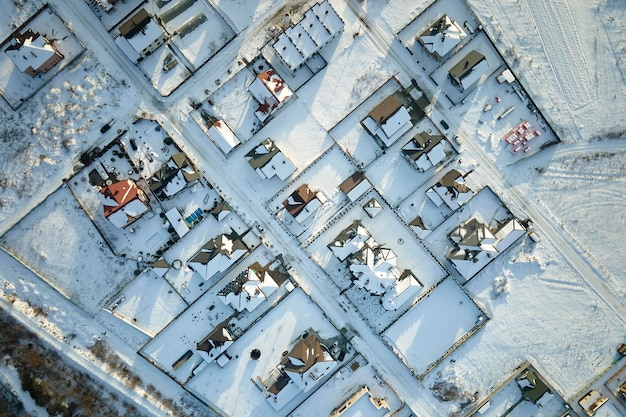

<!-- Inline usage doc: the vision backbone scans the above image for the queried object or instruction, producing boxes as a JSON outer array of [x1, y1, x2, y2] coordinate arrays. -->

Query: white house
[[188, 232, 248, 281], [245, 138, 296, 180], [207, 120, 241, 154], [5, 29, 63, 77], [282, 184, 326, 224], [248, 69, 293, 122], [116, 9, 166, 63], [402, 131, 448, 172], [418, 15, 467, 60], [362, 95, 412, 147], [196, 321, 234, 364], [448, 50, 490, 91], [217, 262, 285, 312], [339, 172, 372, 202]]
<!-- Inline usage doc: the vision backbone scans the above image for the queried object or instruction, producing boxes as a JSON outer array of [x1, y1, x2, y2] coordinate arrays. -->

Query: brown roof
[[339, 172, 366, 193], [283, 184, 317, 217], [196, 320, 233, 353], [281, 334, 333, 374], [367, 95, 403, 125], [100, 179, 141, 218], [402, 131, 444, 161], [245, 138, 280, 169], [449, 50, 485, 79], [119, 9, 151, 37], [438, 169, 471, 193]]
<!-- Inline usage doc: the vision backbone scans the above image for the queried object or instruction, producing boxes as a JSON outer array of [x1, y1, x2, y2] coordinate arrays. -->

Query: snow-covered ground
[[0, 0, 625, 416]]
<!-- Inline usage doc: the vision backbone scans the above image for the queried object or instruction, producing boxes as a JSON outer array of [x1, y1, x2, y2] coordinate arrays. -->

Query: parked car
[[439, 119, 449, 130]]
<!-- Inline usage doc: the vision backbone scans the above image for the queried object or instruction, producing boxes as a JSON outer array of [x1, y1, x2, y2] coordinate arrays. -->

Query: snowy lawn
[[107, 268, 188, 337], [291, 355, 406, 417], [185, 287, 351, 417], [210, 0, 283, 33], [0, 186, 137, 316], [267, 145, 356, 241], [165, 1, 235, 70], [0, 6, 85, 109], [138, 44, 192, 96], [384, 277, 486, 376], [328, 77, 403, 166]]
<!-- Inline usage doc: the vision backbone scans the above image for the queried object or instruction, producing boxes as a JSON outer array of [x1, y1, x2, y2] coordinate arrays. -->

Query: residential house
[[217, 261, 288, 312], [116, 9, 166, 63], [363, 197, 383, 218], [578, 391, 608, 416], [339, 172, 372, 202], [402, 131, 447, 171], [210, 201, 231, 221], [196, 320, 234, 365], [248, 69, 293, 121], [282, 184, 326, 224], [362, 95, 413, 147], [188, 231, 249, 281], [98, 179, 149, 228], [447, 216, 525, 280], [88, 0, 118, 13], [149, 153, 199, 200], [263, 333, 337, 407], [448, 50, 490, 91], [207, 120, 241, 154], [5, 29, 63, 77], [426, 169, 473, 210], [418, 15, 467, 60], [516, 369, 554, 407], [245, 138, 296, 180], [328, 221, 374, 262], [273, 0, 344, 73]]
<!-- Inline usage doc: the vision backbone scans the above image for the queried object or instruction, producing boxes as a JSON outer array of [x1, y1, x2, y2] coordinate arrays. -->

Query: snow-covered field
[[0, 0, 625, 416]]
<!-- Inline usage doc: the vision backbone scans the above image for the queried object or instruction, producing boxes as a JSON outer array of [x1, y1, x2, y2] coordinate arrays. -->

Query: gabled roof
[[189, 232, 248, 265], [367, 95, 403, 125], [5, 29, 62, 74], [450, 218, 496, 248], [245, 138, 280, 169], [149, 153, 198, 197], [281, 334, 334, 374], [402, 131, 445, 161], [99, 179, 145, 219], [283, 184, 317, 217], [419, 15, 467, 59], [339, 171, 366, 194], [449, 50, 486, 79], [438, 169, 471, 193]]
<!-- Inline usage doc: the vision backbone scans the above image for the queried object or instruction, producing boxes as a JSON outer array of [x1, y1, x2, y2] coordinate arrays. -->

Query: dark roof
[[339, 172, 366, 193], [402, 131, 444, 161], [449, 50, 485, 79], [438, 169, 471, 193], [119, 8, 151, 38], [283, 184, 317, 217], [245, 138, 280, 169], [281, 334, 333, 374], [518, 370, 550, 403], [196, 320, 233, 353], [367, 95, 403, 124]]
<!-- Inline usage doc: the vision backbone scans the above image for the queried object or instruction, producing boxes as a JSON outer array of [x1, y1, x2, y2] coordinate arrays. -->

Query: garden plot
[[398, 162, 480, 239], [296, 17, 399, 131], [429, 32, 502, 105], [210, 0, 283, 33], [0, 6, 85, 109], [0, 186, 137, 316], [106, 268, 188, 337], [291, 355, 407, 417], [204, 66, 265, 142], [267, 145, 356, 241], [383, 277, 486, 377], [185, 287, 352, 417], [328, 78, 404, 167], [306, 188, 447, 332], [396, 0, 479, 75], [140, 246, 287, 383], [449, 71, 560, 165], [162, 0, 235, 70], [365, 118, 455, 207], [138, 44, 192, 96]]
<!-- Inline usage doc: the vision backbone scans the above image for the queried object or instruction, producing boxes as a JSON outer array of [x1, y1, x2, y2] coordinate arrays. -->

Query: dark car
[[100, 123, 111, 134], [129, 139, 138, 151], [439, 119, 450, 130]]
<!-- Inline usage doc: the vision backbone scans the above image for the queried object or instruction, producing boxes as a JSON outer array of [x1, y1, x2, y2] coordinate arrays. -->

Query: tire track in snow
[[525, 0, 595, 111]]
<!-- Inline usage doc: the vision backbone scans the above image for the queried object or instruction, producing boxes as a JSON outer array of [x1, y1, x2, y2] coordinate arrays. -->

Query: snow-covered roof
[[165, 207, 189, 238], [99, 179, 149, 228], [419, 15, 467, 59], [349, 246, 400, 295], [207, 120, 240, 153], [248, 69, 293, 121], [381, 271, 422, 311], [286, 25, 318, 58], [5, 30, 62, 75], [273, 33, 306, 70], [301, 10, 331, 46], [449, 50, 489, 90], [217, 266, 279, 312], [188, 232, 248, 281], [329, 221, 373, 261], [283, 184, 324, 223]]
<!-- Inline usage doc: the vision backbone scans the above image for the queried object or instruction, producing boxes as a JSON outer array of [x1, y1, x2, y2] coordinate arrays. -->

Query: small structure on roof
[[363, 197, 383, 218], [328, 221, 374, 261], [196, 320, 234, 364], [402, 131, 448, 171], [282, 184, 326, 224], [447, 216, 526, 280], [272, 0, 344, 73], [98, 179, 150, 228], [149, 153, 199, 200], [426, 169, 473, 210], [217, 261, 288, 312], [245, 138, 296, 181], [5, 29, 63, 77], [115, 9, 166, 63], [448, 50, 490, 91], [418, 15, 467, 60], [207, 120, 241, 154], [188, 231, 249, 281], [497, 68, 516, 84], [262, 332, 337, 408], [362, 95, 413, 147], [248, 69, 293, 121], [578, 390, 608, 416], [339, 172, 372, 202]]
